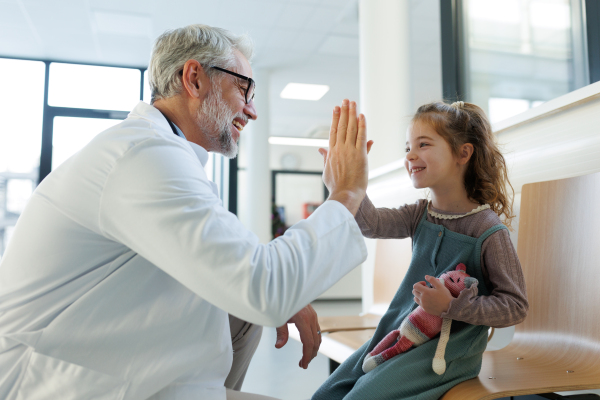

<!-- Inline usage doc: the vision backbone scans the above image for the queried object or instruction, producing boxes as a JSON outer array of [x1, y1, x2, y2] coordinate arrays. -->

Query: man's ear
[[458, 143, 474, 165], [181, 59, 209, 99]]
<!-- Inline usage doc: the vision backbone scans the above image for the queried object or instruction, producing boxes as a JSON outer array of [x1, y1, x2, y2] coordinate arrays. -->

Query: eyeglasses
[[211, 66, 256, 104]]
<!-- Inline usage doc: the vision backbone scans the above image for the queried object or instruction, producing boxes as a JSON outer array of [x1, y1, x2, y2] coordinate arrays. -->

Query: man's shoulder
[[91, 113, 192, 160]]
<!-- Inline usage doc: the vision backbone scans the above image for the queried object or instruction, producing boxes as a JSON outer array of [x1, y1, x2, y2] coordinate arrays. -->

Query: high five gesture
[[319, 99, 373, 215]]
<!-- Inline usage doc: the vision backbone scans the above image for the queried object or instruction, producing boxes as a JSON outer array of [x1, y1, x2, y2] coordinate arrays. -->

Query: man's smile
[[232, 119, 244, 131]]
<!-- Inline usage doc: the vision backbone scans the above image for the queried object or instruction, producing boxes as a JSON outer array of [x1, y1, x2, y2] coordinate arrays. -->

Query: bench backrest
[[373, 238, 412, 305], [515, 173, 600, 362]]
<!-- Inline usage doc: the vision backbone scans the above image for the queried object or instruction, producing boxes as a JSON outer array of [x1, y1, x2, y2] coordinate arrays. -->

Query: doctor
[[0, 25, 371, 400]]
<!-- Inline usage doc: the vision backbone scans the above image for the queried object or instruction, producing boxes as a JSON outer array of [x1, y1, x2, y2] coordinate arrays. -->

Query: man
[[0, 25, 370, 400]]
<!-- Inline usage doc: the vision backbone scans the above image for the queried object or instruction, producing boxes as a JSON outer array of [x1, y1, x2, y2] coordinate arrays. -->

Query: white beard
[[196, 83, 239, 159]]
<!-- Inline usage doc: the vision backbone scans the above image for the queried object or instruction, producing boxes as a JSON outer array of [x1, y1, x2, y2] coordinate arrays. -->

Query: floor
[[240, 300, 362, 400]]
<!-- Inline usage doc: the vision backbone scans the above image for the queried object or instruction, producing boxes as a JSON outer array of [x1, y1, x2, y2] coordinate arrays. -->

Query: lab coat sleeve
[[98, 137, 367, 327]]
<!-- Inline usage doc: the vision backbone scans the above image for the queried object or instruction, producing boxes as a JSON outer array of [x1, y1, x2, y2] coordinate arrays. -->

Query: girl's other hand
[[412, 276, 454, 317]]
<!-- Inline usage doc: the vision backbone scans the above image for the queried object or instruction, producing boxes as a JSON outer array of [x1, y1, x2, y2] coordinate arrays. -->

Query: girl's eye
[[405, 147, 410, 153], [420, 142, 429, 148]]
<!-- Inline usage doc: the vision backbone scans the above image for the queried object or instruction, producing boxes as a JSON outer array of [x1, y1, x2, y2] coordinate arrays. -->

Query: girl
[[312, 101, 529, 400]]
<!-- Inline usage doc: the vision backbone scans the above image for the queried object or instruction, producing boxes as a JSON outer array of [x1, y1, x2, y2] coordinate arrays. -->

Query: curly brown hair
[[412, 101, 515, 229]]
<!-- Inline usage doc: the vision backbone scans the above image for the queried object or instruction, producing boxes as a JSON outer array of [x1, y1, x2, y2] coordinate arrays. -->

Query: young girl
[[312, 101, 529, 400]]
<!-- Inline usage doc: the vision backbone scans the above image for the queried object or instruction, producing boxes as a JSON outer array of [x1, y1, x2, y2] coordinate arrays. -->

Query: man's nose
[[244, 100, 258, 120]]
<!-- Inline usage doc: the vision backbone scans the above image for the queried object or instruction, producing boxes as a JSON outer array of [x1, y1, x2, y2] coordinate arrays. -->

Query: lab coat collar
[[129, 101, 210, 167]]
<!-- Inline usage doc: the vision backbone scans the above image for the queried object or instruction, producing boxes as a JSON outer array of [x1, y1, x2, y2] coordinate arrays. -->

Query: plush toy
[[362, 263, 478, 375]]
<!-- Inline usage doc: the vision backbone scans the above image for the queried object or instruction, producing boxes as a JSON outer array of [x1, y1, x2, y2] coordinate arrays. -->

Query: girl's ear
[[458, 143, 474, 165]]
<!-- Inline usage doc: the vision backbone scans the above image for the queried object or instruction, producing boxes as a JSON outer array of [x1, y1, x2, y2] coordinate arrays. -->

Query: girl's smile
[[404, 121, 461, 191]]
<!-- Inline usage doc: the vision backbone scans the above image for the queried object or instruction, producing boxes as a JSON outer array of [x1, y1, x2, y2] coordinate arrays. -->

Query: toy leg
[[370, 330, 400, 356], [363, 333, 414, 373], [363, 330, 400, 373], [380, 335, 414, 361]]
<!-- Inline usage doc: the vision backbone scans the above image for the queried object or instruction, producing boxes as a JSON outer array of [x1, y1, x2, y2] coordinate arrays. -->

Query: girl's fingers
[[318, 148, 328, 168], [336, 99, 350, 145], [356, 114, 367, 150], [346, 101, 358, 146], [329, 106, 340, 149]]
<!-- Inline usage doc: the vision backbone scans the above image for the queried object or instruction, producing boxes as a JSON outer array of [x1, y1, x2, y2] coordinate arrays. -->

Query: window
[[0, 58, 45, 257], [444, 0, 589, 123], [49, 63, 141, 111], [143, 70, 151, 104]]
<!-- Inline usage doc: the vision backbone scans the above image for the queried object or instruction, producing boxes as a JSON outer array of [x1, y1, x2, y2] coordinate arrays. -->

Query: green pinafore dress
[[312, 206, 507, 400]]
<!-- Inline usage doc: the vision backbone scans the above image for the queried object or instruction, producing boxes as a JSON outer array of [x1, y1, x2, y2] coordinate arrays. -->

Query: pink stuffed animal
[[362, 263, 477, 375]]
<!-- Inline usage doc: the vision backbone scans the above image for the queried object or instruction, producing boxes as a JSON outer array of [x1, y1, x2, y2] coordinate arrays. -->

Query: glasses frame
[[211, 66, 255, 104]]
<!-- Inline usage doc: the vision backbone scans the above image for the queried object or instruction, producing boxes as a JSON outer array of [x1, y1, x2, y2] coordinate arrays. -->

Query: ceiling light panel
[[280, 83, 330, 101]]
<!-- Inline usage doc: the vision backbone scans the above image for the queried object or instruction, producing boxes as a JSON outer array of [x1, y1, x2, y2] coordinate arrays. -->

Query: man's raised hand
[[318, 100, 373, 216]]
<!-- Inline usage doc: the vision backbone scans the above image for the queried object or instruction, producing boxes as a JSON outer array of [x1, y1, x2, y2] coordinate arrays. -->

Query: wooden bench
[[441, 174, 600, 399], [293, 173, 600, 399]]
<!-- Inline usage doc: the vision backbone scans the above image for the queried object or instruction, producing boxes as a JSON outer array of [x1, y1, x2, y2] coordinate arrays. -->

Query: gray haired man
[[0, 25, 370, 400]]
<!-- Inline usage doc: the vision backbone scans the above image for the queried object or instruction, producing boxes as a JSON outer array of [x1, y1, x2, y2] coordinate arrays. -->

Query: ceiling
[[0, 0, 362, 138]]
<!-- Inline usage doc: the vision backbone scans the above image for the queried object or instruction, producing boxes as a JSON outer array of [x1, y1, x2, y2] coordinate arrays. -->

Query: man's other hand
[[274, 305, 321, 369], [318, 99, 372, 216]]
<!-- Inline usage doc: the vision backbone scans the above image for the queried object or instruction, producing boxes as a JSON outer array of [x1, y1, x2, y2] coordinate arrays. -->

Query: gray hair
[[148, 24, 254, 103]]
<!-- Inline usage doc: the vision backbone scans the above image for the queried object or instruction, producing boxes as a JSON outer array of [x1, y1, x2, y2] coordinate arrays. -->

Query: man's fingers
[[346, 101, 358, 146], [312, 317, 321, 361], [288, 305, 320, 369], [356, 114, 367, 150], [275, 324, 289, 349], [336, 99, 350, 145], [299, 330, 315, 369], [329, 106, 340, 149]]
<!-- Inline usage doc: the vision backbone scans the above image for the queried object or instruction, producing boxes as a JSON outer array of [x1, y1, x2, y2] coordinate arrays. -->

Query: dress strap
[[420, 203, 429, 222], [474, 224, 508, 266], [412, 202, 432, 244]]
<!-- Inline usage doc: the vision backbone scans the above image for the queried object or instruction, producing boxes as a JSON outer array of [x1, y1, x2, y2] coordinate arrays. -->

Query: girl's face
[[404, 121, 463, 190]]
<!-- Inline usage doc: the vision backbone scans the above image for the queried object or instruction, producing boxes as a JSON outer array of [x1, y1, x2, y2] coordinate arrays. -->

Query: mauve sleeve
[[355, 196, 427, 239], [440, 229, 529, 328]]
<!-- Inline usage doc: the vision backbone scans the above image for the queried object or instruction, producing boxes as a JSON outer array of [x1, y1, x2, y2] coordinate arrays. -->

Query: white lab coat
[[0, 102, 367, 400]]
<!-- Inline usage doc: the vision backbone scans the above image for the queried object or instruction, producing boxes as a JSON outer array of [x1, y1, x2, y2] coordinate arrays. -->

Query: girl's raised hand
[[318, 100, 373, 216]]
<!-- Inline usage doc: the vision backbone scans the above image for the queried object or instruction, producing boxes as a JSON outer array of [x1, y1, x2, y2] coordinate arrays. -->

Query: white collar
[[129, 101, 210, 167], [427, 201, 491, 220]]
